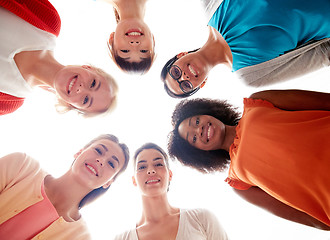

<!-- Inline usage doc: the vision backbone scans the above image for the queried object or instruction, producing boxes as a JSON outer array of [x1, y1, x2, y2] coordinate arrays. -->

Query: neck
[[223, 125, 237, 152], [198, 26, 232, 68], [113, 0, 147, 20], [138, 193, 178, 225], [14, 50, 64, 90], [44, 172, 92, 221]]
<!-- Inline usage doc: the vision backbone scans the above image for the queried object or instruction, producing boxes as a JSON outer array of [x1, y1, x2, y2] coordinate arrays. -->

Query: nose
[[147, 168, 156, 175], [183, 71, 190, 80], [96, 159, 104, 167], [196, 125, 203, 137], [76, 83, 84, 93], [129, 41, 140, 46]]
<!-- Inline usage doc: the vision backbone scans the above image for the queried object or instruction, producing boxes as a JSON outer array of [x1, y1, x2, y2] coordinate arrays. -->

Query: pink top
[[0, 181, 59, 239]]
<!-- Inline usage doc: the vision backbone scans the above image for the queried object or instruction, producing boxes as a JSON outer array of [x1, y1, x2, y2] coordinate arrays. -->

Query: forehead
[[178, 117, 191, 137], [136, 149, 165, 164]]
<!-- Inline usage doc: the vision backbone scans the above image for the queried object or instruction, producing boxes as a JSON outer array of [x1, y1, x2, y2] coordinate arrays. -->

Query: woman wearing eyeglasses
[[0, 134, 129, 240], [167, 89, 330, 229], [114, 143, 228, 240], [101, 0, 155, 75], [0, 0, 118, 116], [161, 0, 330, 98]]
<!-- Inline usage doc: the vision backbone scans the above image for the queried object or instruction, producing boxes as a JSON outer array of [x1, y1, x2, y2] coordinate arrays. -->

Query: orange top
[[226, 98, 330, 226]]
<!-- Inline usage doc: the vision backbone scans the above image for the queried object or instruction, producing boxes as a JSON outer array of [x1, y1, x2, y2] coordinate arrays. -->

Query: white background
[[1, 0, 329, 239]]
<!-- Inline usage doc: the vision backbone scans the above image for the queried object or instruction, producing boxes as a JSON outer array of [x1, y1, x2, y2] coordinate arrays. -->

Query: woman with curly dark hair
[[168, 89, 330, 230]]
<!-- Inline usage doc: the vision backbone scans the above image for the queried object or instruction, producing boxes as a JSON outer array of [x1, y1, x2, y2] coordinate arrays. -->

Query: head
[[168, 98, 240, 173], [132, 143, 172, 197], [161, 49, 209, 98], [108, 17, 155, 75], [54, 65, 118, 117], [72, 134, 130, 209]]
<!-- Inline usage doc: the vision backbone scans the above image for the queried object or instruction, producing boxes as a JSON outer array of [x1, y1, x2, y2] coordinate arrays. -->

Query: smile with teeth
[[188, 64, 198, 77], [206, 123, 212, 142], [126, 32, 143, 36], [146, 179, 160, 184], [85, 163, 98, 176], [68, 75, 78, 94]]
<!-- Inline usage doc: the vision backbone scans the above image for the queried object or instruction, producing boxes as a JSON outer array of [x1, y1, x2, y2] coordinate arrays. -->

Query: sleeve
[[236, 39, 330, 87], [225, 177, 252, 190], [0, 152, 39, 194], [197, 209, 229, 240]]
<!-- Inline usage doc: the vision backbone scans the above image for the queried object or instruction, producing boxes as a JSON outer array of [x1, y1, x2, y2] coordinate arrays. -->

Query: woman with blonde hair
[[0, 0, 118, 116]]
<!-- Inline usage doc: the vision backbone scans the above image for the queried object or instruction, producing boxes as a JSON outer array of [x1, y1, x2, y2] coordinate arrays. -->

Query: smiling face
[[72, 138, 126, 190], [133, 149, 172, 197], [165, 52, 209, 95], [110, 19, 154, 63], [178, 115, 226, 151], [54, 65, 113, 113]]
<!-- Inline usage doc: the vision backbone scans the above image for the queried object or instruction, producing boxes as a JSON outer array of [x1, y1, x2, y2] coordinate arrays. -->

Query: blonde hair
[[55, 66, 118, 117]]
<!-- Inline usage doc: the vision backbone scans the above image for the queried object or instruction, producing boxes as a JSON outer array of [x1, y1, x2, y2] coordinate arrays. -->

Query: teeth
[[68, 76, 77, 93], [188, 65, 197, 77], [86, 164, 97, 176], [127, 32, 142, 36], [146, 179, 159, 184]]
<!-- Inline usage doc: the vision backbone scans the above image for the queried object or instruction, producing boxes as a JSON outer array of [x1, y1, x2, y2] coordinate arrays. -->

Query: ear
[[109, 32, 115, 46], [74, 149, 83, 159], [200, 78, 208, 88], [169, 170, 173, 181], [176, 52, 188, 59], [132, 176, 137, 187], [102, 179, 114, 189]]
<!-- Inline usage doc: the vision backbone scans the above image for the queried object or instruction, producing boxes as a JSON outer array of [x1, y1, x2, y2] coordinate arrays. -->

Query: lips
[[188, 64, 198, 77], [67, 75, 78, 94], [145, 178, 160, 184], [203, 123, 214, 143], [125, 29, 143, 37], [85, 163, 98, 176]]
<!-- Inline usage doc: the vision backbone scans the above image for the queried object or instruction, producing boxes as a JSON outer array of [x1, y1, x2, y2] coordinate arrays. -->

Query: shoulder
[[113, 229, 136, 240], [182, 208, 218, 223], [0, 152, 40, 175]]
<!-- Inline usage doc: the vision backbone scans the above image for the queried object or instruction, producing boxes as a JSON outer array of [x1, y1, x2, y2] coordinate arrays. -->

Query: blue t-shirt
[[208, 0, 330, 71]]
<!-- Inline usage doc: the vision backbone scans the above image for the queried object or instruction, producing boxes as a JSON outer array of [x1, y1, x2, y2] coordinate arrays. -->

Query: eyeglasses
[[167, 65, 193, 93]]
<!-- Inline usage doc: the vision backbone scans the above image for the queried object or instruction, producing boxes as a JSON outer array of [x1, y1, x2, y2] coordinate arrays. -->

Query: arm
[[236, 39, 330, 87], [250, 89, 330, 111], [233, 187, 330, 230]]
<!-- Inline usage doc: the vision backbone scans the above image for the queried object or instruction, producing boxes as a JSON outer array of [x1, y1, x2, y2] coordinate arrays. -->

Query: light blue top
[[208, 0, 330, 71]]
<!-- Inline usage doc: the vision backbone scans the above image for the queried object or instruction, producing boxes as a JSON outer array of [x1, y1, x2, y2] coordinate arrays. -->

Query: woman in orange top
[[167, 89, 330, 230]]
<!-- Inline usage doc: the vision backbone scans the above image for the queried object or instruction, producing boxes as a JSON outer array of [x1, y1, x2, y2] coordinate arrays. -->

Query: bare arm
[[250, 89, 330, 111], [233, 187, 330, 230]]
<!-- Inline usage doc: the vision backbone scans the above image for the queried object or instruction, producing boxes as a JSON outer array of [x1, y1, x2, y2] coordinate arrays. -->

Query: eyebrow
[[100, 144, 108, 152], [87, 97, 93, 108], [137, 160, 147, 164], [153, 157, 162, 161]]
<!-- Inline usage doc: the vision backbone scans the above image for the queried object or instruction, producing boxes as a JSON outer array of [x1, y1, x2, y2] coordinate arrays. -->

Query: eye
[[83, 96, 89, 105], [138, 165, 146, 170], [108, 161, 115, 169], [95, 147, 102, 155], [120, 50, 129, 53], [140, 50, 148, 53], [90, 79, 96, 88], [170, 66, 181, 79], [155, 163, 163, 167], [193, 135, 197, 143], [195, 117, 200, 126]]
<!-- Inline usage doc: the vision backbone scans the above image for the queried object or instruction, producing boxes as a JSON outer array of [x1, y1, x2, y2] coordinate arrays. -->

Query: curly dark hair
[[168, 98, 241, 173]]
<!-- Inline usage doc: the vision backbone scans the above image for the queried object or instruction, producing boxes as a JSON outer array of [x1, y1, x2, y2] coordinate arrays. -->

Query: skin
[[44, 139, 125, 222], [14, 50, 113, 113], [107, 0, 155, 63], [132, 149, 180, 240], [178, 115, 236, 152], [165, 26, 232, 95]]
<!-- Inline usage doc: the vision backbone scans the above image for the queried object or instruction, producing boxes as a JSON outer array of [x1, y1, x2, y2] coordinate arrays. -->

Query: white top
[[114, 208, 228, 240], [0, 7, 56, 98]]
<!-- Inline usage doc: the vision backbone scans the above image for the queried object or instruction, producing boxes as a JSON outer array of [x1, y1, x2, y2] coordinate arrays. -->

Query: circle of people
[[0, 0, 329, 239]]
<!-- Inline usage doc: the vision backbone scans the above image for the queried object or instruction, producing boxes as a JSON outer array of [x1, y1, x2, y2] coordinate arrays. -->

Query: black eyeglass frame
[[166, 64, 194, 94]]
